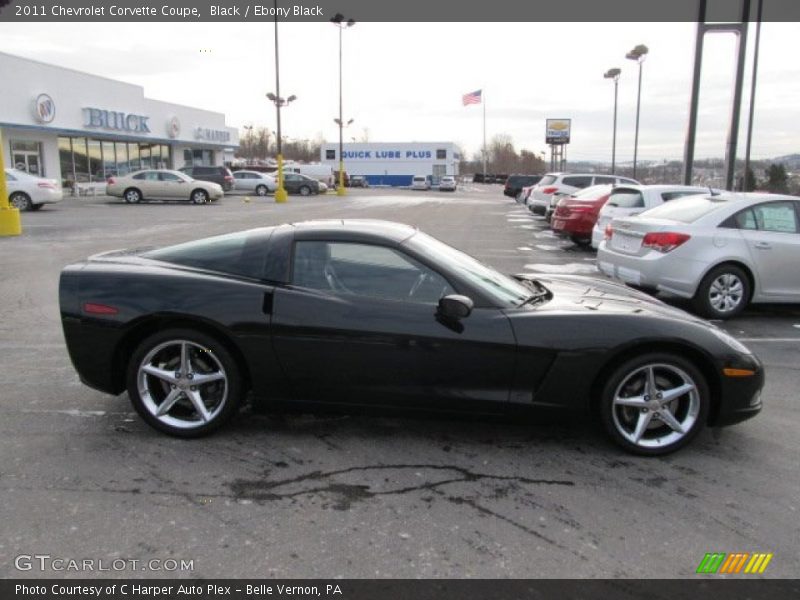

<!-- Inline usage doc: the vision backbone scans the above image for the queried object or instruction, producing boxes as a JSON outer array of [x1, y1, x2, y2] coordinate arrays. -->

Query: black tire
[[190, 189, 209, 204], [126, 328, 244, 438], [600, 353, 709, 456], [570, 236, 591, 247], [29, 203, 43, 211], [123, 188, 142, 204], [692, 264, 751, 320], [299, 185, 311, 196], [255, 184, 268, 196], [9, 192, 32, 211]]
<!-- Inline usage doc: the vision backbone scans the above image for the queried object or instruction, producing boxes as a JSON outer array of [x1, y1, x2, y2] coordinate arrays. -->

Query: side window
[[292, 241, 454, 304], [233, 172, 245, 179], [593, 176, 616, 185], [733, 208, 758, 230], [160, 172, 181, 182], [5, 172, 16, 182], [145, 171, 160, 181], [562, 176, 593, 189], [753, 202, 798, 233], [132, 172, 147, 180]]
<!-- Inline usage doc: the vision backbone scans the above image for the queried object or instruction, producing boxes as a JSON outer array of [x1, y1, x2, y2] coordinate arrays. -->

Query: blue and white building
[[0, 52, 238, 186], [320, 142, 460, 186]]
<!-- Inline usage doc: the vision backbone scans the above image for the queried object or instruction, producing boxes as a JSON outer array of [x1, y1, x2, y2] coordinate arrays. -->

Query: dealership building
[[0, 52, 238, 186], [320, 142, 460, 186]]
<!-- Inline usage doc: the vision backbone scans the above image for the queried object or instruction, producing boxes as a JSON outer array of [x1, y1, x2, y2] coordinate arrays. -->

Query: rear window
[[641, 196, 729, 223], [608, 189, 644, 208], [538, 175, 557, 186], [571, 184, 613, 200], [142, 229, 272, 279], [413, 176, 426, 181]]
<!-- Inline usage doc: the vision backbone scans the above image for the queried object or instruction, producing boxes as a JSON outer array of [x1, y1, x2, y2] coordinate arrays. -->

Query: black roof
[[290, 219, 418, 244]]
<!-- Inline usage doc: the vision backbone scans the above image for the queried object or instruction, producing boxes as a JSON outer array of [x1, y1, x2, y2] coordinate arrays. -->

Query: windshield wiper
[[519, 290, 549, 306]]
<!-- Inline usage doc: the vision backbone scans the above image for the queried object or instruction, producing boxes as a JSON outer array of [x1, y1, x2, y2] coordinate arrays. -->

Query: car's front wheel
[[693, 264, 750, 319], [299, 185, 311, 196], [126, 329, 243, 437], [9, 192, 33, 211], [600, 353, 709, 455], [255, 184, 268, 196]]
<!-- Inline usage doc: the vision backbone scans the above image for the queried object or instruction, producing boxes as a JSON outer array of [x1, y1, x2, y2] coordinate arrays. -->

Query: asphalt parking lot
[[1, 184, 798, 578]]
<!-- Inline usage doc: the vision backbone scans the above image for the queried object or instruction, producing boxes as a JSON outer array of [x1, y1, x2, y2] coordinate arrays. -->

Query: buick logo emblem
[[167, 116, 181, 138], [33, 94, 56, 124]]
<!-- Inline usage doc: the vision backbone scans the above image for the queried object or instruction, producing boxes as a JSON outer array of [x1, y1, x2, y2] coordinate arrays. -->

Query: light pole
[[331, 13, 355, 196], [626, 44, 648, 179], [604, 68, 621, 174], [267, 0, 297, 203]]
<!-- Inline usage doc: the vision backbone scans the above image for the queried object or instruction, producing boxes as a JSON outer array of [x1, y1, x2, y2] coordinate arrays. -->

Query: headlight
[[710, 327, 752, 354]]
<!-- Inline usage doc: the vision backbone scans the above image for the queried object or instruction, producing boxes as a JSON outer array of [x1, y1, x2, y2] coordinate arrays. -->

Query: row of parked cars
[[105, 168, 328, 204], [512, 172, 800, 319]]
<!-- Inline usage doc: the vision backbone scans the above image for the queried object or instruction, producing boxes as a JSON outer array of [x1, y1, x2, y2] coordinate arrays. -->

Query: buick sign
[[84, 108, 151, 134], [33, 94, 56, 124]]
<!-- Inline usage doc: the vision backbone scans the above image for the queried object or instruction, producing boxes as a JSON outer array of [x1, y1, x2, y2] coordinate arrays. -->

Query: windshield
[[406, 232, 533, 307]]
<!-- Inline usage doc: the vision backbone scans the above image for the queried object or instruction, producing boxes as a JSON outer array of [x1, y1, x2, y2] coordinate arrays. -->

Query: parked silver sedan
[[232, 170, 276, 196], [106, 170, 223, 204], [597, 192, 800, 319]]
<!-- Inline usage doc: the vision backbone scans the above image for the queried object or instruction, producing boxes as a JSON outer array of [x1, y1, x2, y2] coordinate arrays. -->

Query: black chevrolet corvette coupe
[[59, 220, 763, 455]]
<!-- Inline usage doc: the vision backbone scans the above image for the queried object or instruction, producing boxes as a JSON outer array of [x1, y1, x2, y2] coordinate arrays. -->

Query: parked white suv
[[528, 173, 638, 215], [590, 184, 713, 249]]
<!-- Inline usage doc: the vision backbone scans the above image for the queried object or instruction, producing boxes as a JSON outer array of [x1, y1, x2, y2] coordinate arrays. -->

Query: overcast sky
[[1, 21, 798, 162]]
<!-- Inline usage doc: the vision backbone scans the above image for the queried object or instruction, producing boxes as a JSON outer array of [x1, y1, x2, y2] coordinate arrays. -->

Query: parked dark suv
[[179, 166, 235, 191], [504, 174, 543, 198]]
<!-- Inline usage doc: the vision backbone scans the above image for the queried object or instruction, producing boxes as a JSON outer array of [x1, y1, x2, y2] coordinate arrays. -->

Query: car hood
[[513, 273, 706, 321]]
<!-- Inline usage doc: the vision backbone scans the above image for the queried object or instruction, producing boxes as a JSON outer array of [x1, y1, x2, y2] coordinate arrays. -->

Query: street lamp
[[266, 92, 297, 202], [604, 67, 621, 174], [626, 44, 648, 179], [331, 12, 355, 196], [267, 0, 298, 204]]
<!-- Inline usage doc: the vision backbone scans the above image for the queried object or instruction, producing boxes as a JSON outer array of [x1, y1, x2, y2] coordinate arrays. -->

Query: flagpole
[[482, 90, 487, 179]]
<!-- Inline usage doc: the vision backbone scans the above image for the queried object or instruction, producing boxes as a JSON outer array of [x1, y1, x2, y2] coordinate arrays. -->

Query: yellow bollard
[[0, 131, 22, 236], [274, 154, 288, 203]]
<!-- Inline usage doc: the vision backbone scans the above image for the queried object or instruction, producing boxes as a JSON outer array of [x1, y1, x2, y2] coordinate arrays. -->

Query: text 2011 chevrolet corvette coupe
[[59, 220, 764, 455]]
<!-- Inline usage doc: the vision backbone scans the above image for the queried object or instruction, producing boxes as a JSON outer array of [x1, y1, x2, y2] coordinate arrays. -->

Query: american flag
[[462, 90, 482, 106]]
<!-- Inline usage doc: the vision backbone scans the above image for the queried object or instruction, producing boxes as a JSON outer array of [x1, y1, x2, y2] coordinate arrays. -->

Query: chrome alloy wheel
[[709, 273, 745, 313], [611, 363, 701, 449], [136, 340, 227, 429]]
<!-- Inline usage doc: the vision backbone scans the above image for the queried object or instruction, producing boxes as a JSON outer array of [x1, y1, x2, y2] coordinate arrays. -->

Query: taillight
[[224, 175, 234, 181], [642, 232, 691, 253], [541, 186, 559, 195], [604, 224, 613, 240], [83, 302, 119, 315], [107, 177, 116, 184], [37, 182, 56, 189]]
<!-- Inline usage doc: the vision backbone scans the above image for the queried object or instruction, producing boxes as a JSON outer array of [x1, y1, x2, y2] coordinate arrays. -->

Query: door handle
[[754, 242, 772, 250]]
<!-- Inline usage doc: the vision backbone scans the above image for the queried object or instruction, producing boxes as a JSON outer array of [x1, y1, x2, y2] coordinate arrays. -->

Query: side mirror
[[437, 295, 473, 320]]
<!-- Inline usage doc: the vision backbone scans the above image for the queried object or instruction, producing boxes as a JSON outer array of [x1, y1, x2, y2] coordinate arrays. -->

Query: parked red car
[[551, 184, 613, 245]]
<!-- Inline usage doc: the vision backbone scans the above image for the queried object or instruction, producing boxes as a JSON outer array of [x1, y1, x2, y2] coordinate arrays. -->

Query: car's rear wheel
[[255, 184, 268, 196], [126, 329, 243, 437], [299, 185, 311, 196], [9, 192, 32, 211], [123, 188, 142, 204], [600, 353, 709, 455], [190, 189, 209, 204], [693, 264, 750, 319]]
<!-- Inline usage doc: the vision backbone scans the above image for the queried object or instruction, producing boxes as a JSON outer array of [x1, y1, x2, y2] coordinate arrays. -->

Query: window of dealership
[[55, 137, 173, 184]]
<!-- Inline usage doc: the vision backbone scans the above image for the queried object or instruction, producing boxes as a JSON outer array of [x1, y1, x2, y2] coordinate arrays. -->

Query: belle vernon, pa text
[[16, 584, 344, 596]]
